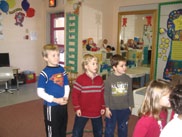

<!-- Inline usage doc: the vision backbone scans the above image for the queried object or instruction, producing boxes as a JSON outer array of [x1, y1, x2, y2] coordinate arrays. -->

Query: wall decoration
[[146, 16, 152, 26], [122, 17, 127, 27], [143, 25, 152, 49], [21, 0, 35, 18], [1, 0, 35, 17], [21, 0, 30, 11], [0, 0, 35, 41], [0, 0, 35, 29], [73, 1, 81, 15], [24, 28, 29, 39], [49, 0, 56, 7], [9, 8, 22, 14], [6, 0, 16, 9], [0, 13, 3, 40], [0, 1, 9, 14], [26, 7, 35, 17], [14, 12, 25, 27], [66, 13, 78, 72], [82, 38, 100, 51], [67, 0, 75, 4], [155, 1, 182, 80], [29, 31, 37, 40]]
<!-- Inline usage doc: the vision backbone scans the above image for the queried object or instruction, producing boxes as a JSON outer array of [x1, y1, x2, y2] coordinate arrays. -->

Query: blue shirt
[[37, 65, 69, 106]]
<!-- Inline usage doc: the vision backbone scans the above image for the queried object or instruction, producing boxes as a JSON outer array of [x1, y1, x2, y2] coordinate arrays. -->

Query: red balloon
[[26, 8, 35, 17]]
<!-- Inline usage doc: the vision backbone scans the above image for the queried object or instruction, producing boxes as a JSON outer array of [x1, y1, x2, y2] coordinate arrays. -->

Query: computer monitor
[[0, 53, 10, 67]]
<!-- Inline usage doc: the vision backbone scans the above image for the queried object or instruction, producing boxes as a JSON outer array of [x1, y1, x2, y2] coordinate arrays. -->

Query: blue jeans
[[72, 115, 103, 137], [104, 108, 131, 137]]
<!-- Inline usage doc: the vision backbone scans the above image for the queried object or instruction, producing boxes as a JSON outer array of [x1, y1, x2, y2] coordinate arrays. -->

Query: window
[[50, 12, 65, 66]]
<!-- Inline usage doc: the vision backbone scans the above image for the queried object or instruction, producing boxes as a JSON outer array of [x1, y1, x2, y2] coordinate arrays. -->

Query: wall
[[111, 0, 179, 47], [0, 0, 46, 75], [70, 0, 114, 74], [76, 0, 178, 73], [0, 0, 179, 75], [81, 0, 114, 44]]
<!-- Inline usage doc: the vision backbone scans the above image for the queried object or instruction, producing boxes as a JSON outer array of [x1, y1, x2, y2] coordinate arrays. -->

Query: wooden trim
[[117, 10, 158, 80]]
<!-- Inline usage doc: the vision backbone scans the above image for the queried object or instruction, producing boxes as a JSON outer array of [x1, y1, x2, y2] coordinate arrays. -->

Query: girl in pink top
[[132, 80, 172, 137]]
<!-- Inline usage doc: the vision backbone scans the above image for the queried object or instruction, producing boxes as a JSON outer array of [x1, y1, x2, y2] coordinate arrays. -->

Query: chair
[[64, 66, 78, 87], [0, 67, 17, 94]]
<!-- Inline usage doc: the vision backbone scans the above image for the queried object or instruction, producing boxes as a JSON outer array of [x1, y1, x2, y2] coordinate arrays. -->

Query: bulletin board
[[66, 13, 78, 72], [155, 1, 182, 80]]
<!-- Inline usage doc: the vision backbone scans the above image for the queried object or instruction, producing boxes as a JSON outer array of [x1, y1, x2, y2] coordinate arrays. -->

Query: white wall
[[0, 0, 178, 75], [0, 0, 46, 75], [75, 0, 114, 73]]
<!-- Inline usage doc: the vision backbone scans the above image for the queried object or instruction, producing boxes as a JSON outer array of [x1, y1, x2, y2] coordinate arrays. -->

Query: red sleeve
[[101, 84, 105, 109], [71, 78, 81, 112]]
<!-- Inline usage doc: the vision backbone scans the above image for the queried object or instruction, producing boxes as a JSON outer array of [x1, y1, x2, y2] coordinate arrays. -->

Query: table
[[126, 66, 150, 87]]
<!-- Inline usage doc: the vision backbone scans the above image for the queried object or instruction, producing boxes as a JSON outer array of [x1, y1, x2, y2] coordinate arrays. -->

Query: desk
[[126, 67, 150, 88]]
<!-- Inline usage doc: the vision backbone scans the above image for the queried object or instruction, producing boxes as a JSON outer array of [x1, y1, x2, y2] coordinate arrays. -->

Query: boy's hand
[[105, 108, 112, 118], [53, 97, 68, 105], [129, 107, 132, 112], [76, 109, 81, 117], [100, 109, 105, 115]]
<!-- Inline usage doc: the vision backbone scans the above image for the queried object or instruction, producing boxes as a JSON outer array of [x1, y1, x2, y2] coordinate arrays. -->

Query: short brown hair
[[42, 44, 59, 57], [110, 54, 126, 68]]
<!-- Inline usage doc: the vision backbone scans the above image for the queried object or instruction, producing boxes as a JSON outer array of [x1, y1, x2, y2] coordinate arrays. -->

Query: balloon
[[26, 8, 35, 17], [6, 0, 16, 9], [21, 0, 30, 11], [0, 1, 9, 14]]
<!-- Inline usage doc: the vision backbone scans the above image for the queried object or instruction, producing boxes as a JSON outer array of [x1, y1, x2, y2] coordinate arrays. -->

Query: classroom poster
[[155, 1, 182, 80], [66, 13, 78, 73]]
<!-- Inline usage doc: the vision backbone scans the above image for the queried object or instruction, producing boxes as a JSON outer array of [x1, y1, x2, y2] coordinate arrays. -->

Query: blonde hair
[[82, 54, 98, 72], [42, 44, 59, 57], [138, 79, 172, 120]]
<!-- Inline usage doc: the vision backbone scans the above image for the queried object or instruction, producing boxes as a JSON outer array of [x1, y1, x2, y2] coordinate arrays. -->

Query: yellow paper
[[171, 41, 182, 60], [173, 15, 182, 31]]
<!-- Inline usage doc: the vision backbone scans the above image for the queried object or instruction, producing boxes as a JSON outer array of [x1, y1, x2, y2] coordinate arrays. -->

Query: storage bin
[[25, 73, 36, 84]]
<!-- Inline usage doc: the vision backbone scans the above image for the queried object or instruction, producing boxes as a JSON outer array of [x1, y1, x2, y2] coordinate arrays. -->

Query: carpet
[[0, 99, 96, 137], [0, 99, 45, 137], [0, 99, 138, 137]]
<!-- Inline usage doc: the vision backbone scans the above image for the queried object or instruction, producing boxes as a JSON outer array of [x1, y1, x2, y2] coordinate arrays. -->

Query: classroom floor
[[0, 82, 39, 107], [0, 81, 139, 137]]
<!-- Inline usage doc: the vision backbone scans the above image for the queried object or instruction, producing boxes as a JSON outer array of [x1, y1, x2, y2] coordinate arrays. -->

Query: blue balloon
[[21, 0, 30, 11], [0, 1, 9, 14]]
